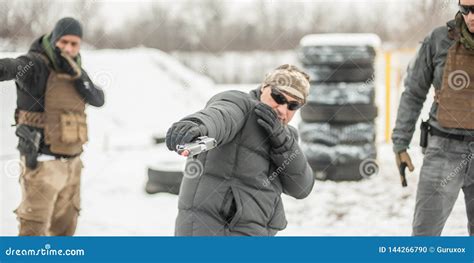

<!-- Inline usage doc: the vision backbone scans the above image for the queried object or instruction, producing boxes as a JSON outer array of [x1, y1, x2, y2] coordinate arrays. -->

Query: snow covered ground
[[0, 49, 469, 236]]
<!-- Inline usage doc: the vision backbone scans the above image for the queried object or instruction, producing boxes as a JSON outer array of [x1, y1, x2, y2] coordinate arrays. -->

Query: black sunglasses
[[270, 88, 302, 111], [459, 4, 474, 15]]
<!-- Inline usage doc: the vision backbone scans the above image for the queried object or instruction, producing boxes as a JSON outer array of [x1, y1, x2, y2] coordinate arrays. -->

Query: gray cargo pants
[[413, 134, 474, 236]]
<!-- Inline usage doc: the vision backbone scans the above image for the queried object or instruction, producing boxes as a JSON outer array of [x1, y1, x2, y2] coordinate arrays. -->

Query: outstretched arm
[[0, 55, 36, 83], [182, 90, 254, 146], [166, 90, 254, 151]]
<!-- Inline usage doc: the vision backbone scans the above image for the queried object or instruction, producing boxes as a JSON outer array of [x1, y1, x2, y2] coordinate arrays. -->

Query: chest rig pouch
[[437, 40, 474, 130]]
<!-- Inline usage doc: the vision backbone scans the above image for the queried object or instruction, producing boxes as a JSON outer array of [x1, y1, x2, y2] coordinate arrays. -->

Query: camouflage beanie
[[262, 64, 311, 103]]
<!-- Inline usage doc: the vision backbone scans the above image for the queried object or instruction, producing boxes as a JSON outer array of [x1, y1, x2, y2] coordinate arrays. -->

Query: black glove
[[54, 47, 81, 77], [166, 120, 207, 152], [254, 103, 293, 151]]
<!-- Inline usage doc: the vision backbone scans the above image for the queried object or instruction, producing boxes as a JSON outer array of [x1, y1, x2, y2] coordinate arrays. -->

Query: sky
[[92, 0, 428, 31]]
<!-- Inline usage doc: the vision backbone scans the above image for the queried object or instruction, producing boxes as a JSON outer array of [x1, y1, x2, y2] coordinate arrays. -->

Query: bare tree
[[1, 0, 458, 52]]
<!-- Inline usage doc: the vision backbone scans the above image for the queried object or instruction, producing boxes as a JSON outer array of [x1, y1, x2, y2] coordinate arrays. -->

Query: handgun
[[399, 162, 408, 187], [176, 136, 217, 157]]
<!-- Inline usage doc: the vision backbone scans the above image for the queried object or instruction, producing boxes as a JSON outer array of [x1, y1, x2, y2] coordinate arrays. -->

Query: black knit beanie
[[51, 17, 83, 44]]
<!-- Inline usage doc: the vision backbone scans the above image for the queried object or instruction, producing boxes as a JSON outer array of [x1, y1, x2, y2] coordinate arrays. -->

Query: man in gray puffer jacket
[[166, 64, 315, 236], [392, 1, 474, 236]]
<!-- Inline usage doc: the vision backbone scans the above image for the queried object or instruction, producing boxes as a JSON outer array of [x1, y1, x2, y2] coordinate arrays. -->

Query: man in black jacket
[[0, 17, 104, 236], [166, 64, 314, 236]]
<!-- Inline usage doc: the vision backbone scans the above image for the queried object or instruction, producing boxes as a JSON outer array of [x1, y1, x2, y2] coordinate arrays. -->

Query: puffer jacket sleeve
[[271, 126, 314, 199], [0, 55, 37, 83], [182, 90, 254, 146]]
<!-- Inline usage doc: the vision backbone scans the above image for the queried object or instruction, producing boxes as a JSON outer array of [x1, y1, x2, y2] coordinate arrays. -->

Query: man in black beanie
[[0, 17, 104, 236]]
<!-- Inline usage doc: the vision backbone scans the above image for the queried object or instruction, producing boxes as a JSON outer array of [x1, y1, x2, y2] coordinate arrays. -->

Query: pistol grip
[[399, 162, 408, 187]]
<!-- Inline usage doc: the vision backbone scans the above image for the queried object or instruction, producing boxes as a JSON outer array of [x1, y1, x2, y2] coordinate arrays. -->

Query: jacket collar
[[249, 85, 262, 101]]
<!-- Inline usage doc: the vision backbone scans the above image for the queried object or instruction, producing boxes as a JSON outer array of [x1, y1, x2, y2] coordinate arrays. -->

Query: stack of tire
[[297, 34, 381, 181]]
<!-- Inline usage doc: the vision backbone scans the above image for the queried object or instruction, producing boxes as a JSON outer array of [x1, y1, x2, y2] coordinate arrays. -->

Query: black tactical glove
[[166, 120, 207, 152], [73, 73, 91, 92], [254, 103, 293, 152], [54, 47, 81, 78], [15, 125, 41, 169]]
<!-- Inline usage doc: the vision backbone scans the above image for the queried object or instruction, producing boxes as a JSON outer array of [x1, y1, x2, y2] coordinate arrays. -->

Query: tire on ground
[[298, 46, 376, 66], [307, 82, 375, 105], [304, 64, 375, 83], [308, 160, 379, 181], [146, 168, 183, 195], [301, 142, 377, 164], [299, 121, 376, 145], [300, 103, 378, 123]]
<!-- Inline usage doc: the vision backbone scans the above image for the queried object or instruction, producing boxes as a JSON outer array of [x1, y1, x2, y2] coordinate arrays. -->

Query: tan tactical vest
[[437, 40, 474, 130], [16, 53, 88, 156]]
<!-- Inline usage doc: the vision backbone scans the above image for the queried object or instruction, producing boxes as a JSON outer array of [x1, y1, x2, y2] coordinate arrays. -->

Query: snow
[[172, 51, 297, 84], [80, 48, 215, 152], [300, 34, 382, 48], [0, 49, 470, 236], [1, 48, 215, 236]]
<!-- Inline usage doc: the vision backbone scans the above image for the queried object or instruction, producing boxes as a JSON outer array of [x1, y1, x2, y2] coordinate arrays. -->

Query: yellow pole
[[385, 52, 392, 144]]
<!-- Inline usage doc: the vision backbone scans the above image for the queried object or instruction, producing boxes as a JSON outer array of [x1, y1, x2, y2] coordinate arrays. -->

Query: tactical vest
[[437, 31, 474, 129], [15, 53, 88, 156]]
